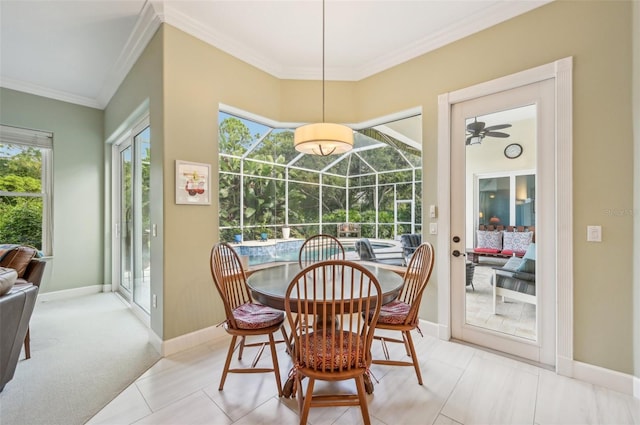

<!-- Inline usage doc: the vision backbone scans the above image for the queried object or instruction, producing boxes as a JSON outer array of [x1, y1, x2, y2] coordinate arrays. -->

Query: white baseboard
[[159, 324, 227, 357], [37, 284, 103, 303], [417, 319, 440, 338], [634, 375, 640, 399], [569, 359, 635, 396]]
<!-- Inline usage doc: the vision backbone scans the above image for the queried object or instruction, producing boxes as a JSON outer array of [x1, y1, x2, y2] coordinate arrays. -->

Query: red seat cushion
[[473, 248, 500, 254], [232, 303, 284, 329], [300, 331, 365, 370], [500, 250, 525, 257], [375, 300, 411, 325]]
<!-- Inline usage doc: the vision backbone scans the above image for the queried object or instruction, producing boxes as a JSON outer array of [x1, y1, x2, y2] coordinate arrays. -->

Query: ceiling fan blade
[[484, 123, 512, 131], [485, 131, 510, 138], [466, 136, 472, 145], [466, 121, 485, 133]]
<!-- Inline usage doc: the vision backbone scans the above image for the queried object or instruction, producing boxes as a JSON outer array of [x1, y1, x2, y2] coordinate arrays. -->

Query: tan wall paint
[[103, 1, 633, 373], [161, 25, 287, 338], [0, 88, 104, 293], [354, 0, 634, 373]]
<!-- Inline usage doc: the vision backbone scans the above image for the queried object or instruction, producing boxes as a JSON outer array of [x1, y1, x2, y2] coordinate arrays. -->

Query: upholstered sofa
[[0, 245, 46, 360], [0, 274, 39, 392], [467, 225, 535, 263]]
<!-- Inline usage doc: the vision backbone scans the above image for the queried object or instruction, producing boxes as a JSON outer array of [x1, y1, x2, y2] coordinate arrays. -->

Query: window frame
[[0, 125, 53, 255]]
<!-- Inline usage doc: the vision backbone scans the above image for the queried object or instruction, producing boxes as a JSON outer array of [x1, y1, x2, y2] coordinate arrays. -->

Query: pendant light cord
[[322, 0, 325, 123]]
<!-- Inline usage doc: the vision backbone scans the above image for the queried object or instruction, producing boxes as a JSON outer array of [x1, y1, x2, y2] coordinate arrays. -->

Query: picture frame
[[175, 160, 211, 205]]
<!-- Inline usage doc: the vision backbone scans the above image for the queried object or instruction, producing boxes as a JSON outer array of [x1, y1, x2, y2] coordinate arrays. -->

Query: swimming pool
[[232, 238, 399, 265]]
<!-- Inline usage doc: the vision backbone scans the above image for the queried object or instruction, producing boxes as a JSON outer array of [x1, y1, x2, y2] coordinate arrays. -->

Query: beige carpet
[[0, 292, 160, 425]]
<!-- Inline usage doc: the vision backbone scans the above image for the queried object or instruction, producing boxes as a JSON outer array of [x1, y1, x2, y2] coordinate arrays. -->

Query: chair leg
[[219, 335, 238, 390], [268, 333, 283, 397], [354, 374, 372, 425], [299, 377, 315, 425], [238, 336, 246, 360], [24, 327, 31, 360], [404, 330, 423, 385]]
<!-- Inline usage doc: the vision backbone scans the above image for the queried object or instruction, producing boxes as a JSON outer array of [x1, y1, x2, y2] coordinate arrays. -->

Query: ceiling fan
[[466, 118, 512, 145]]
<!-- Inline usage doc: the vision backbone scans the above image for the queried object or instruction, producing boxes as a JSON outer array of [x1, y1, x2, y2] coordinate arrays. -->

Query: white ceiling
[[0, 0, 551, 109]]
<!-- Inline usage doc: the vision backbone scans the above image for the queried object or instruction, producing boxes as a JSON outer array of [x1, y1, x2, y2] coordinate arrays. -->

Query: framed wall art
[[175, 160, 211, 205]]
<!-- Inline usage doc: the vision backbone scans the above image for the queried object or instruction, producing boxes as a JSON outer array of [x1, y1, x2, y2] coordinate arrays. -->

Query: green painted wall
[[0, 88, 104, 293]]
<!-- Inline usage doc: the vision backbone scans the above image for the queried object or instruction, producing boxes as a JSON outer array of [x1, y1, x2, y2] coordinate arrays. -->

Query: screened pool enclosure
[[218, 111, 423, 243]]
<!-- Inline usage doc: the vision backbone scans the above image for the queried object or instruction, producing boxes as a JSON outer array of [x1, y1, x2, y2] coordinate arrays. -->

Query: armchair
[[492, 243, 536, 314]]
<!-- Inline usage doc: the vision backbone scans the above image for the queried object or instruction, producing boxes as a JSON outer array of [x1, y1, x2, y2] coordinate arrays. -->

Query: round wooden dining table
[[246, 261, 405, 311]]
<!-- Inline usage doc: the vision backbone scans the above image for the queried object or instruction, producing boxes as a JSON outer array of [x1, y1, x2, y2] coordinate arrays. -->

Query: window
[[0, 125, 53, 255], [478, 172, 535, 227], [218, 108, 422, 242]]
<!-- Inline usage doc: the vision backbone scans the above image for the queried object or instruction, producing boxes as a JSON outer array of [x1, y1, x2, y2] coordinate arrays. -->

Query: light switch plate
[[429, 205, 437, 218], [587, 225, 601, 242], [429, 223, 438, 235]]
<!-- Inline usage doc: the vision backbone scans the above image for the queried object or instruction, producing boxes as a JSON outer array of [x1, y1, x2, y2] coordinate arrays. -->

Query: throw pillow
[[0, 267, 18, 296], [0, 245, 37, 278], [502, 231, 533, 255], [476, 230, 502, 251]]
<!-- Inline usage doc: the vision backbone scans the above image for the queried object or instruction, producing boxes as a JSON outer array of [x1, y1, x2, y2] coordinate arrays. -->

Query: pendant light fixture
[[294, 0, 354, 156]]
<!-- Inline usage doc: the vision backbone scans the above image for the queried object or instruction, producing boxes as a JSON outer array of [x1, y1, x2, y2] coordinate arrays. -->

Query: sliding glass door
[[114, 119, 151, 315]]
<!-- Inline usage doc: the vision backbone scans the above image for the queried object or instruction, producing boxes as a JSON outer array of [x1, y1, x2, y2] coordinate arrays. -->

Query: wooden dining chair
[[298, 234, 345, 267], [284, 260, 382, 425], [367, 242, 434, 385], [209, 242, 290, 396]]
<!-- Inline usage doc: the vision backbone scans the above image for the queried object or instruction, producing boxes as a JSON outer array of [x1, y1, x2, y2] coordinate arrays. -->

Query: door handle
[[452, 250, 466, 257]]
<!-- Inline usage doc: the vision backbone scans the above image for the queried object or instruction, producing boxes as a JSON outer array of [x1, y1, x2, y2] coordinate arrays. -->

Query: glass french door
[[450, 80, 556, 366], [115, 120, 151, 315]]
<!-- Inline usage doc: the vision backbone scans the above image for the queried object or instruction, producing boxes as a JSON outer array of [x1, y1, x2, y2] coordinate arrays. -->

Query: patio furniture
[[209, 242, 290, 396], [492, 243, 536, 314], [354, 238, 406, 266], [284, 260, 382, 425], [400, 233, 422, 262], [367, 242, 434, 385], [336, 223, 361, 238]]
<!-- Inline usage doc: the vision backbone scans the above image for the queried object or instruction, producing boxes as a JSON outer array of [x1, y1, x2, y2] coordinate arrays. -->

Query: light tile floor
[[88, 326, 640, 425], [465, 264, 537, 340]]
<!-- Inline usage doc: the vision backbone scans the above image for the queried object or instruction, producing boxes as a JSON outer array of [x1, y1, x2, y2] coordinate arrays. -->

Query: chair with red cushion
[[368, 242, 434, 385], [210, 242, 290, 396], [284, 260, 382, 425]]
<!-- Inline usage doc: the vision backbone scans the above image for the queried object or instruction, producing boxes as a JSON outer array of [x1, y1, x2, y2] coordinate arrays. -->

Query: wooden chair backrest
[[285, 260, 382, 373], [210, 242, 252, 328], [397, 242, 435, 326], [298, 234, 345, 267]]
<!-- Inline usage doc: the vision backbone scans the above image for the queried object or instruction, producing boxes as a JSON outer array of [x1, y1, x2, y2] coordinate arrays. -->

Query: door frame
[[436, 57, 573, 374], [111, 114, 151, 326]]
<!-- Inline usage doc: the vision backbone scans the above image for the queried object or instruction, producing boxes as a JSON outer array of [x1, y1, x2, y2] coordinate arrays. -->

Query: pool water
[[240, 240, 397, 265]]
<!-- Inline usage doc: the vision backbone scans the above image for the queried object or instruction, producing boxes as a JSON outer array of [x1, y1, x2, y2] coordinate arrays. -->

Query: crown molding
[[95, 1, 163, 108], [0, 1, 161, 110], [161, 2, 287, 79], [350, 0, 553, 81], [0, 77, 102, 109]]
